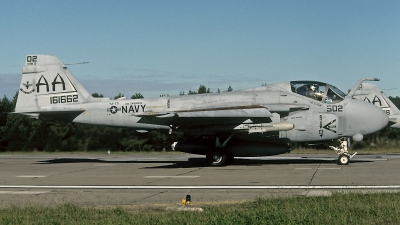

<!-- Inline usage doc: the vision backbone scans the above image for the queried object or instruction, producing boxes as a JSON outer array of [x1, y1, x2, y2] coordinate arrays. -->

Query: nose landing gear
[[329, 137, 357, 165]]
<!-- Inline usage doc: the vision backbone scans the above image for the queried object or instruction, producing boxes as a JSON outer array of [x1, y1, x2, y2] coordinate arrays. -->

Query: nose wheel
[[337, 154, 350, 165], [329, 137, 357, 165]]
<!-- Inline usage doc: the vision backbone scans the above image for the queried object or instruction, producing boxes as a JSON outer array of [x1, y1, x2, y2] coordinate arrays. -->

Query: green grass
[[1, 192, 400, 225]]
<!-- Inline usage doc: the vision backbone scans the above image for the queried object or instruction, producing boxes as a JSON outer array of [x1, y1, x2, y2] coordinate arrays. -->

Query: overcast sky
[[1, 0, 399, 99]]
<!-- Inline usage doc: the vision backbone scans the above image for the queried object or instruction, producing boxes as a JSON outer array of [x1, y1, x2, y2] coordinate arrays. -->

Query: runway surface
[[0, 153, 399, 208]]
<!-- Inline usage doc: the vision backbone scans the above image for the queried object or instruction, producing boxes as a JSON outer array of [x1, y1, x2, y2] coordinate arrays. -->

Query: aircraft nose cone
[[346, 100, 389, 134]]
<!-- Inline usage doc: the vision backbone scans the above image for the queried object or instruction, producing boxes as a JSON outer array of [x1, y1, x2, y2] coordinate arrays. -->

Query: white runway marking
[[0, 191, 49, 194], [293, 168, 340, 170], [16, 175, 47, 178], [0, 185, 400, 189], [93, 164, 116, 167], [317, 168, 341, 170], [144, 176, 200, 178]]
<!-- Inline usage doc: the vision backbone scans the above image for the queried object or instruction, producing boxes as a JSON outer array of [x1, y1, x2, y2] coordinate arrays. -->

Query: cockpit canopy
[[290, 81, 346, 104]]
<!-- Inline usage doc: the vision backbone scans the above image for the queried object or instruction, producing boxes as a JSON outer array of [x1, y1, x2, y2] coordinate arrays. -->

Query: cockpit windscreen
[[290, 81, 346, 104]]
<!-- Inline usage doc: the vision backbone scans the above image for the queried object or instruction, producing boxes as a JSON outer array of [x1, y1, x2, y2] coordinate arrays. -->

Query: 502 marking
[[50, 95, 78, 104], [327, 105, 343, 112]]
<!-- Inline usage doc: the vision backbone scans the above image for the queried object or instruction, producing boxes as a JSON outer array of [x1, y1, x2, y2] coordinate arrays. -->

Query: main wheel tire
[[206, 151, 227, 167], [337, 154, 350, 165]]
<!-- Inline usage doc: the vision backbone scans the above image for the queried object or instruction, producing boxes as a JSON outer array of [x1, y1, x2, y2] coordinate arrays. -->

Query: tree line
[[1, 86, 400, 152]]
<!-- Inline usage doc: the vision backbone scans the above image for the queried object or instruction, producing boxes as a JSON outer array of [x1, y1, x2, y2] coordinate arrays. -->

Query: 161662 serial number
[[50, 95, 78, 104]]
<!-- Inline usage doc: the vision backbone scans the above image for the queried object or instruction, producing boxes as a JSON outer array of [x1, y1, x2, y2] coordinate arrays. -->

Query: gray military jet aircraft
[[14, 55, 389, 166]]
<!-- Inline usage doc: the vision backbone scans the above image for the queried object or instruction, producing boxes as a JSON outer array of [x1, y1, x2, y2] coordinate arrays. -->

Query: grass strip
[[0, 192, 399, 224]]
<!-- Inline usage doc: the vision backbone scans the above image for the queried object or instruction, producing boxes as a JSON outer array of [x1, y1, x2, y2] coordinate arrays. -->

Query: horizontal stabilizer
[[13, 109, 85, 122], [390, 122, 400, 129]]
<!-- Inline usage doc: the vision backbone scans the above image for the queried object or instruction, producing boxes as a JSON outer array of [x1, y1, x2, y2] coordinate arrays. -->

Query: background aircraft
[[15, 55, 389, 166], [352, 82, 400, 128]]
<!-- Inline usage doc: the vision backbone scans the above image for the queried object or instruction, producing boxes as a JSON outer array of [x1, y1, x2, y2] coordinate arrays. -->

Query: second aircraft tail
[[353, 83, 400, 128]]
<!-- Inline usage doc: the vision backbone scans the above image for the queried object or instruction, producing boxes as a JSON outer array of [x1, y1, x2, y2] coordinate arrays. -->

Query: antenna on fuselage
[[64, 62, 89, 65]]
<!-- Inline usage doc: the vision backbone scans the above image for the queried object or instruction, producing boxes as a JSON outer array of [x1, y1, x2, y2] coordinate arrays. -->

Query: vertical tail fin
[[353, 83, 400, 128], [15, 55, 92, 114]]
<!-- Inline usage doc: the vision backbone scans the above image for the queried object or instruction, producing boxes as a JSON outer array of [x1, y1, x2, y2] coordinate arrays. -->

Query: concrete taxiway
[[0, 153, 399, 208]]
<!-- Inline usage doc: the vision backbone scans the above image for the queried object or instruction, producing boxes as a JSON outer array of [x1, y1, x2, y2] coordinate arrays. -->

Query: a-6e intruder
[[14, 55, 389, 166]]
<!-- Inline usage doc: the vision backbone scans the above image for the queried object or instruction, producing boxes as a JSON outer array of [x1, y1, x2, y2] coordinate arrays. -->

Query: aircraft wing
[[136, 104, 307, 130], [175, 106, 272, 117], [136, 105, 273, 127], [262, 104, 309, 112]]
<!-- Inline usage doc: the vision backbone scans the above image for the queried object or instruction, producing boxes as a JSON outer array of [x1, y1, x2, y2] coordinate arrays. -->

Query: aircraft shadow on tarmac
[[143, 158, 373, 169], [35, 157, 373, 169]]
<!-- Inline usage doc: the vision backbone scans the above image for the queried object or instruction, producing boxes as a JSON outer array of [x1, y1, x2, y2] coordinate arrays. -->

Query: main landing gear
[[206, 151, 235, 167], [329, 137, 357, 165], [206, 135, 235, 167]]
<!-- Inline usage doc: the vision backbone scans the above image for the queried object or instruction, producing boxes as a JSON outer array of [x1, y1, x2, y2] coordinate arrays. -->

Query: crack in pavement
[[306, 163, 321, 190]]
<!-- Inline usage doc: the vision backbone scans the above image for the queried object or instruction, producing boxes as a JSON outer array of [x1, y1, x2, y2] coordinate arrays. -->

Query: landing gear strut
[[329, 137, 357, 165]]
